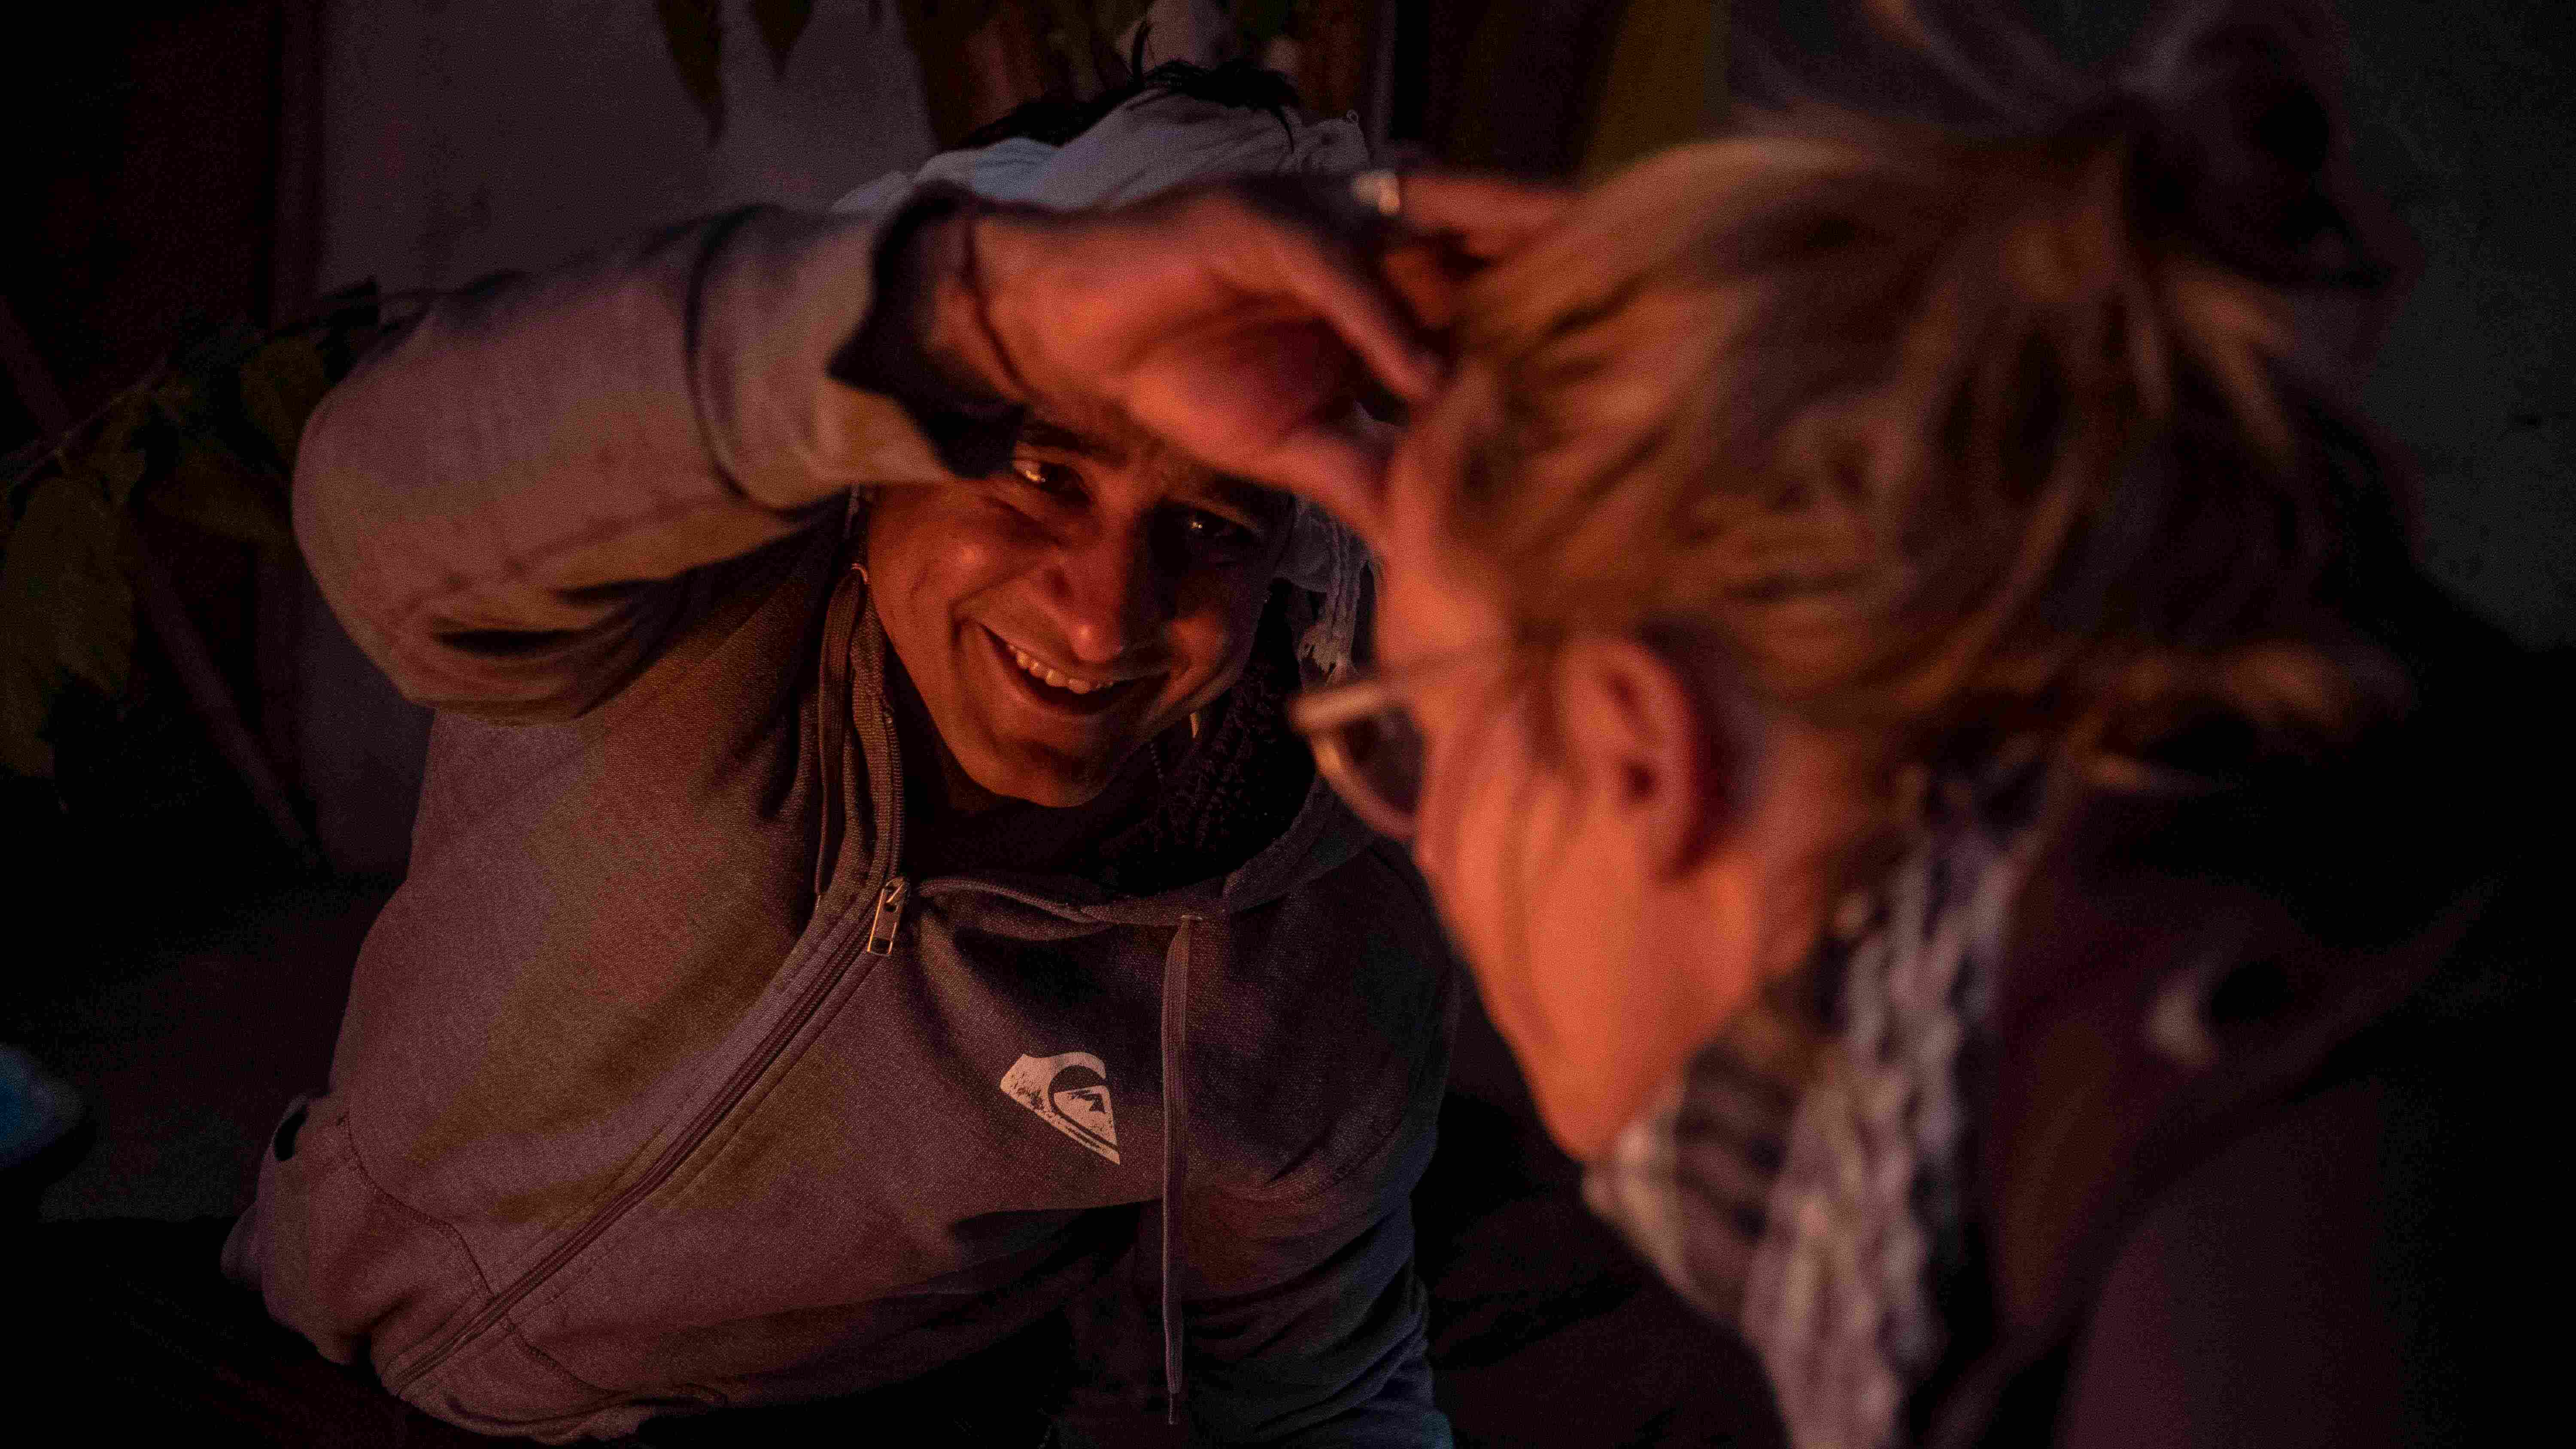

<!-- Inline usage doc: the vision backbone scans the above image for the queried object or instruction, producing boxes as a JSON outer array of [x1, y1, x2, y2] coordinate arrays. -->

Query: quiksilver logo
[[999, 1052, 1121, 1164]]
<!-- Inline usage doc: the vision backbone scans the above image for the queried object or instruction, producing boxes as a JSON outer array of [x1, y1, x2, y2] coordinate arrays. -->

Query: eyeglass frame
[[1288, 639, 1533, 839]]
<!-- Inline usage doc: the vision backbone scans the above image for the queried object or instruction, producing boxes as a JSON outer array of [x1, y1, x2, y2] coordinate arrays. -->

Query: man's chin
[[997, 775, 1115, 811], [958, 744, 1125, 811]]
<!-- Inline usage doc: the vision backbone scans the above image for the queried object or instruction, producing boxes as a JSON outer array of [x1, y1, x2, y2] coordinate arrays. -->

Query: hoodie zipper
[[864, 875, 909, 955], [390, 564, 905, 1397]]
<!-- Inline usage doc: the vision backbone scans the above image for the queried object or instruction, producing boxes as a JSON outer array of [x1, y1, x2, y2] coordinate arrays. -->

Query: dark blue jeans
[[18, 1217, 1088, 1446]]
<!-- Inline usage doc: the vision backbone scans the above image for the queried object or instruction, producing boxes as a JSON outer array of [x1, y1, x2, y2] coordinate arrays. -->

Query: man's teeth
[[1008, 644, 1110, 695]]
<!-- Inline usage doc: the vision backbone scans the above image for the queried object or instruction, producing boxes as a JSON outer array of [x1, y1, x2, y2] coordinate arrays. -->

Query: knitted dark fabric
[[1083, 589, 1316, 897]]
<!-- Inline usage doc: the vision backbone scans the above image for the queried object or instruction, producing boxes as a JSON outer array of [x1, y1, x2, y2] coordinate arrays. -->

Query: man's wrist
[[829, 186, 1029, 479], [915, 204, 1031, 408]]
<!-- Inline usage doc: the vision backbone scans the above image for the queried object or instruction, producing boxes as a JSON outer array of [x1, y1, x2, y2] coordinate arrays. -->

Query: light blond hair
[[1450, 3, 2417, 767]]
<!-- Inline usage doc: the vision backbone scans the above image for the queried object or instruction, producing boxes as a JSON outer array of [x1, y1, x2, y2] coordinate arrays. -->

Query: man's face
[[866, 417, 1293, 808]]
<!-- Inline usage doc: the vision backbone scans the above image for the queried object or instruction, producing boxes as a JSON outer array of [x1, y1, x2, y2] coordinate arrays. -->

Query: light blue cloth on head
[[832, 91, 1369, 214]]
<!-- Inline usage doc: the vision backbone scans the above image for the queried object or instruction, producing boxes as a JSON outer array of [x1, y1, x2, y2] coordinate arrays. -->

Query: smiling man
[[872, 416, 1297, 819], [213, 70, 1460, 1447]]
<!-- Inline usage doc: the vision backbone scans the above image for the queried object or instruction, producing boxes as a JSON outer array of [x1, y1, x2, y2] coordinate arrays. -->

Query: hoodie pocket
[[226, 1096, 489, 1380]]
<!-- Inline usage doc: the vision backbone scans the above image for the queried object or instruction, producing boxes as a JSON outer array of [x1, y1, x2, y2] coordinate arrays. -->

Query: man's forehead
[[1021, 414, 1291, 519]]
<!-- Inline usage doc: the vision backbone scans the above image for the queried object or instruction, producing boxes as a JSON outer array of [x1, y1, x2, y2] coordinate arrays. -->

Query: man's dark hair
[[957, 55, 1301, 151]]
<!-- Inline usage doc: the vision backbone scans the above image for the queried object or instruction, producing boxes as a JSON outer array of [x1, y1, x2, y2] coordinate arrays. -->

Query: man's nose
[[1038, 527, 1173, 666]]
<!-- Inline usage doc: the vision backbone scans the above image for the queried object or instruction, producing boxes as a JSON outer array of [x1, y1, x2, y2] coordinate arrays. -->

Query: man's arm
[[294, 203, 959, 721], [1182, 1121, 1451, 1449], [1178, 865, 1460, 1449], [297, 177, 1435, 722]]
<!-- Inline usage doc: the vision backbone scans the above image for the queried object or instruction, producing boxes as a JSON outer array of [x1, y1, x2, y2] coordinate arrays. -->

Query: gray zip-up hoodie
[[223, 164, 1457, 1443]]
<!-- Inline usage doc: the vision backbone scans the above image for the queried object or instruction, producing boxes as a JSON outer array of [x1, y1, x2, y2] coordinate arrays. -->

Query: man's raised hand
[[904, 173, 1569, 520]]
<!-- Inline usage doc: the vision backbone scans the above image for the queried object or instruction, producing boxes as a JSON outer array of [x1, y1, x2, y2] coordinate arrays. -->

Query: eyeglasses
[[1288, 643, 1517, 839]]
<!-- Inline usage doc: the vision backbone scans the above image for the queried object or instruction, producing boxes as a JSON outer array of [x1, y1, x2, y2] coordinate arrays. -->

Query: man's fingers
[[1369, 173, 1576, 331], [1395, 174, 1576, 261], [1378, 239, 1470, 332], [1230, 418, 1394, 546], [1240, 215, 1444, 404]]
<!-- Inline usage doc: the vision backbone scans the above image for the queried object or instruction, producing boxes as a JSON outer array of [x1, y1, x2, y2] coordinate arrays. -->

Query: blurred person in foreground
[[1285, 2, 2563, 1444]]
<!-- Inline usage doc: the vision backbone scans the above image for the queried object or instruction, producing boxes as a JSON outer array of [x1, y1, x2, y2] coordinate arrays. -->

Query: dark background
[[3, 3, 2569, 1444]]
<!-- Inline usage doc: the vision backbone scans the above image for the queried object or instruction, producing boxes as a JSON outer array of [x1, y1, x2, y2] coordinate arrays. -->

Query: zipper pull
[[864, 875, 908, 956]]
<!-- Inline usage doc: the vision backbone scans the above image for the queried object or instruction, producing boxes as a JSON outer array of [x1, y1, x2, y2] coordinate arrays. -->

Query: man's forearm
[[295, 202, 956, 718], [827, 188, 1032, 481]]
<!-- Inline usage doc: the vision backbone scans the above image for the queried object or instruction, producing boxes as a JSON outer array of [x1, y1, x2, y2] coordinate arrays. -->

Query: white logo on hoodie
[[1000, 1052, 1120, 1164]]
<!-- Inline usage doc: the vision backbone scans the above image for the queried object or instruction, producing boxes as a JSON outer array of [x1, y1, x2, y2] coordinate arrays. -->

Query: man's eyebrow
[[1018, 417, 1126, 467], [1185, 476, 1294, 528]]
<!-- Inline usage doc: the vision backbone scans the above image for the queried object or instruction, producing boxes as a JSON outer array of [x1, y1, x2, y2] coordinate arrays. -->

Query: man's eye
[[1011, 458, 1085, 500], [1181, 511, 1257, 551]]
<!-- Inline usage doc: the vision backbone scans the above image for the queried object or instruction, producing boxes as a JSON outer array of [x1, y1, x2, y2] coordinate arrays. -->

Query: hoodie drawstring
[[1160, 915, 1194, 1425], [813, 556, 867, 900]]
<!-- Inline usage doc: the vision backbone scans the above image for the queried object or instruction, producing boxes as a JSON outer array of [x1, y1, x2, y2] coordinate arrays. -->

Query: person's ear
[[1549, 635, 1733, 880]]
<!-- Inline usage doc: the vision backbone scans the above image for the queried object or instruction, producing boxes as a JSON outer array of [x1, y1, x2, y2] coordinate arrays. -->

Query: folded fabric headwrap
[[834, 89, 1378, 679]]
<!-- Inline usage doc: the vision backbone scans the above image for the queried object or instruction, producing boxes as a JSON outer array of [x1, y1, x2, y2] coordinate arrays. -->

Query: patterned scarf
[[1586, 767, 2040, 1449]]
